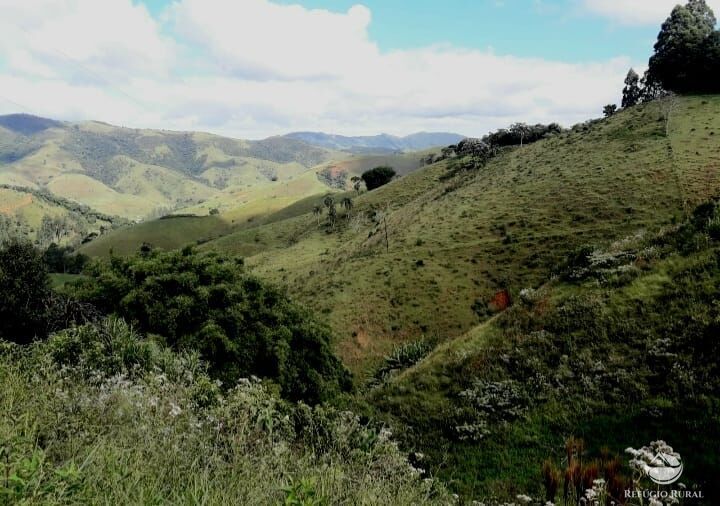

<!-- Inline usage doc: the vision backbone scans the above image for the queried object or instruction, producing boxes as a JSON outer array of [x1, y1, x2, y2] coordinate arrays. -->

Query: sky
[[0, 0, 716, 139]]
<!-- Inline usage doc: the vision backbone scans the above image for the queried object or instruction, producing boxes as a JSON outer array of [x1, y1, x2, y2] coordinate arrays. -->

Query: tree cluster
[[361, 166, 396, 191], [70, 247, 352, 403], [620, 0, 719, 109], [648, 0, 720, 94]]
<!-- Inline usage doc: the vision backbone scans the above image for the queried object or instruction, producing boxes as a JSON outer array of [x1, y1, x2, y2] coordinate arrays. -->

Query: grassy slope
[[197, 96, 720, 374], [78, 215, 234, 257], [0, 186, 116, 245], [0, 119, 347, 222], [371, 235, 720, 500]]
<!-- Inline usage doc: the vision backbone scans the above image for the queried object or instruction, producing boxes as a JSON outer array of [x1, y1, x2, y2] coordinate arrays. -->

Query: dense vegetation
[[65, 247, 352, 403], [372, 200, 720, 501], [648, 0, 720, 94], [361, 166, 397, 191], [0, 318, 450, 504], [618, 0, 720, 111]]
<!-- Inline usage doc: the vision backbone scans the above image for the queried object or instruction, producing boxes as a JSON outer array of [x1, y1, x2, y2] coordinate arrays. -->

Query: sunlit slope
[[0, 185, 116, 245], [200, 96, 720, 371], [0, 116, 341, 221]]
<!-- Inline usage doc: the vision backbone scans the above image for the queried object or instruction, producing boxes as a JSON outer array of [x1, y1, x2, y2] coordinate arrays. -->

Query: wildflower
[[169, 402, 182, 417]]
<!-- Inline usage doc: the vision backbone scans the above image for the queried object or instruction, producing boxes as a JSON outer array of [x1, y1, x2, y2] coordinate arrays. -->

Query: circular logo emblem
[[647, 451, 683, 485]]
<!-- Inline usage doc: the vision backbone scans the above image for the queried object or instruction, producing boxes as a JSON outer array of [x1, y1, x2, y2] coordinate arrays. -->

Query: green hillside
[[0, 116, 346, 222], [194, 95, 719, 373], [0, 184, 122, 247], [370, 202, 720, 499], [80, 94, 720, 502]]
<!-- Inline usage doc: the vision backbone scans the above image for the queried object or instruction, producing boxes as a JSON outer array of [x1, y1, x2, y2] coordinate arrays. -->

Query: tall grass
[[0, 319, 450, 505]]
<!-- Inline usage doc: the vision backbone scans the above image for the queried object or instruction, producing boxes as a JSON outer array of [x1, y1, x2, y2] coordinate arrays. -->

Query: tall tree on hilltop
[[648, 0, 717, 93], [621, 69, 642, 108]]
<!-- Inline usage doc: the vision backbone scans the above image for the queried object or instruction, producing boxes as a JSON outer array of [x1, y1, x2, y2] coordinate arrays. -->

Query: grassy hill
[[0, 115, 346, 222], [2, 114, 434, 252], [0, 184, 122, 246], [77, 150, 431, 256], [190, 96, 720, 376], [369, 206, 720, 500], [73, 94, 720, 502]]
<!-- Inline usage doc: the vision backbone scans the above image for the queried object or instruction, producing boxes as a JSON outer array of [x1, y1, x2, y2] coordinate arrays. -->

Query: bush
[[361, 166, 396, 191], [0, 239, 52, 343], [43, 243, 89, 273], [71, 247, 351, 403], [0, 331, 448, 505]]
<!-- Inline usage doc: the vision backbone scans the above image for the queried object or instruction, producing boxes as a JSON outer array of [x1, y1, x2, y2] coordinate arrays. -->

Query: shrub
[[361, 166, 396, 191], [71, 247, 351, 403], [0, 239, 52, 343], [372, 340, 433, 384], [0, 332, 448, 505]]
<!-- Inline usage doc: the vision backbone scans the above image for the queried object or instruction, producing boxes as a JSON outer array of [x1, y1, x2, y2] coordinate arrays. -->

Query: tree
[[323, 196, 337, 228], [39, 215, 69, 247], [312, 204, 323, 225], [621, 69, 642, 108], [603, 104, 618, 118], [640, 69, 666, 102], [0, 239, 51, 343], [701, 30, 720, 87], [350, 176, 363, 194], [361, 166, 396, 191], [509, 123, 532, 147], [341, 197, 353, 219], [72, 247, 352, 403], [647, 0, 717, 93]]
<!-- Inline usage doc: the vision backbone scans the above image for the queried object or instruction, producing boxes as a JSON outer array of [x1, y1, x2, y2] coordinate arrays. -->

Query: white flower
[[169, 402, 182, 417], [516, 494, 533, 504]]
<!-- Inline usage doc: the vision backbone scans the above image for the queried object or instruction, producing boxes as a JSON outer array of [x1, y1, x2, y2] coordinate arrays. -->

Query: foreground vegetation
[[0, 318, 449, 505], [370, 199, 720, 501]]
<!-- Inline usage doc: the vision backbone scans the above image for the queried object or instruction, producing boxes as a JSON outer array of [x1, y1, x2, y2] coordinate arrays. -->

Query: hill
[[371, 200, 720, 499], [1, 115, 437, 249], [0, 115, 346, 222], [284, 131, 465, 152], [198, 94, 720, 501], [0, 184, 123, 247], [10, 95, 720, 503], [194, 95, 720, 372]]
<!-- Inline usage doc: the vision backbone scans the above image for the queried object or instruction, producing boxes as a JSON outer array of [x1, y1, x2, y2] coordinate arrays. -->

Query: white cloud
[[0, 0, 636, 139], [582, 0, 720, 25]]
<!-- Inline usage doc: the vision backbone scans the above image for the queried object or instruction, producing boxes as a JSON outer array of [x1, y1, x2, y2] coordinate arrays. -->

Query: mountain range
[[0, 113, 446, 245], [283, 131, 465, 152]]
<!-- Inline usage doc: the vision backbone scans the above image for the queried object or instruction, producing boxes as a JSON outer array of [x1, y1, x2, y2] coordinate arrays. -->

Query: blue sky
[[142, 0, 660, 62], [0, 0, 713, 138]]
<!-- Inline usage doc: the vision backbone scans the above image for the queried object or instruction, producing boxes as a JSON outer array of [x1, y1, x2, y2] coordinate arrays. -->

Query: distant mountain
[[0, 114, 340, 223], [0, 113, 63, 136], [283, 131, 465, 152], [0, 114, 431, 241]]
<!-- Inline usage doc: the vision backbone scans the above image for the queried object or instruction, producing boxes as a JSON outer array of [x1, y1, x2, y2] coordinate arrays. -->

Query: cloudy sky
[[0, 0, 716, 139]]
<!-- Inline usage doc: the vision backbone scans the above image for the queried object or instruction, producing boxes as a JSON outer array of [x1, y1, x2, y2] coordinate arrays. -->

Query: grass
[[0, 319, 451, 505], [79, 215, 235, 257], [49, 273, 84, 290], [187, 96, 720, 374], [367, 214, 720, 500]]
